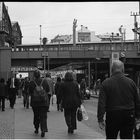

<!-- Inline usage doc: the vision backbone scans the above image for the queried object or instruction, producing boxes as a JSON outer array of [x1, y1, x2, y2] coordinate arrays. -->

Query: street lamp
[[42, 37, 48, 76]]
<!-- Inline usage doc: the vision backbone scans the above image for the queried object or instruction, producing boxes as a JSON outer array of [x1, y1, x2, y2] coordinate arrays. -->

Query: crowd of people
[[0, 60, 140, 139], [0, 70, 83, 138]]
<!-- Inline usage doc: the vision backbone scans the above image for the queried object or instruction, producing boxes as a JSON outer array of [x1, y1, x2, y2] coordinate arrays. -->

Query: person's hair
[[64, 72, 73, 81], [0, 78, 5, 83], [111, 60, 124, 74], [57, 77, 61, 82], [33, 70, 40, 79]]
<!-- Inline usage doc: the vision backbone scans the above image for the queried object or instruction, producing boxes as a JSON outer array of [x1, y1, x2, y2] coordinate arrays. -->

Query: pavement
[[0, 96, 105, 139]]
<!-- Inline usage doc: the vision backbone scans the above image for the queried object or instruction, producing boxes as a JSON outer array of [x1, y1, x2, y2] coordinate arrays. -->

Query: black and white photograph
[[0, 1, 140, 139]]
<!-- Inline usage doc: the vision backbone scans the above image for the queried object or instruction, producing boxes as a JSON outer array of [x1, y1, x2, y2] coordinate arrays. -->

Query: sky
[[5, 1, 140, 44]]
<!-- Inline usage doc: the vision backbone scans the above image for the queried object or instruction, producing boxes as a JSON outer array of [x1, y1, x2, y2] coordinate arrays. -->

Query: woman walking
[[29, 70, 50, 137], [59, 72, 82, 134], [55, 76, 62, 111]]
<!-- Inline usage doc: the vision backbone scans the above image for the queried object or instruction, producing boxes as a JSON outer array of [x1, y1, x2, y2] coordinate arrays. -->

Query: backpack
[[33, 79, 48, 103]]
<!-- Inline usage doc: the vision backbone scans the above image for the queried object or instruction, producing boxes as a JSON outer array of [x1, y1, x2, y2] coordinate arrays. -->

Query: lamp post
[[42, 37, 48, 77]]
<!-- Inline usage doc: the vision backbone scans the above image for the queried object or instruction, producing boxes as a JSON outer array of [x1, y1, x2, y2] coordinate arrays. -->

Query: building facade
[[12, 21, 22, 46], [0, 2, 22, 81]]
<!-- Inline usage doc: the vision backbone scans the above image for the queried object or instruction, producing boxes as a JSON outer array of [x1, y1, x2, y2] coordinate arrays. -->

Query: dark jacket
[[29, 78, 50, 107], [55, 81, 61, 96], [97, 72, 140, 122], [0, 83, 6, 97], [59, 80, 81, 109]]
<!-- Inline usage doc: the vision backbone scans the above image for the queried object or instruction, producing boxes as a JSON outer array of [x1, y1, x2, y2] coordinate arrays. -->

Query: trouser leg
[[120, 110, 135, 139], [105, 111, 121, 139], [40, 107, 48, 132], [1, 97, 5, 110], [26, 95, 29, 108], [32, 107, 40, 130], [71, 108, 77, 130], [10, 88, 16, 108], [64, 109, 72, 129], [47, 94, 51, 111]]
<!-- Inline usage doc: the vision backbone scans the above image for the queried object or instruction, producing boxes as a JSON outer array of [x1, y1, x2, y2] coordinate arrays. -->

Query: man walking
[[97, 60, 140, 139], [45, 73, 54, 112], [7, 72, 19, 109]]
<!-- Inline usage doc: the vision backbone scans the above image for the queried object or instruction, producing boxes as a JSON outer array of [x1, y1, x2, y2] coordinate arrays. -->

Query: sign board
[[42, 52, 48, 57]]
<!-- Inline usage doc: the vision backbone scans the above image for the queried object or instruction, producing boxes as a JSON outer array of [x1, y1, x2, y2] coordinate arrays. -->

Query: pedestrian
[[29, 70, 50, 137], [59, 72, 82, 134], [80, 78, 86, 100], [22, 77, 30, 109], [45, 72, 54, 112], [55, 76, 62, 111], [7, 72, 19, 109], [97, 60, 140, 139], [94, 79, 101, 95], [0, 78, 6, 111]]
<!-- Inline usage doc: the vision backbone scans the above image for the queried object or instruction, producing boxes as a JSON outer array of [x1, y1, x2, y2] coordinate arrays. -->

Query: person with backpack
[[29, 70, 50, 138]]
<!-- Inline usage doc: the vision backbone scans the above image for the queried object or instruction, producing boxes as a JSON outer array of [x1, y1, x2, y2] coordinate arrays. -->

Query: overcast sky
[[5, 2, 139, 44]]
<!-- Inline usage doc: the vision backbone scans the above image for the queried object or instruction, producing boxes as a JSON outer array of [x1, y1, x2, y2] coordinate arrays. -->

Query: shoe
[[68, 128, 74, 134], [2, 109, 5, 111], [41, 132, 45, 137], [47, 110, 50, 112], [34, 129, 38, 134], [70, 129, 74, 134]]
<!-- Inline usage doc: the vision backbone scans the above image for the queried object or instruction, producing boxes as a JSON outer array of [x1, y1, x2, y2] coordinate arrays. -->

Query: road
[[82, 98, 105, 137]]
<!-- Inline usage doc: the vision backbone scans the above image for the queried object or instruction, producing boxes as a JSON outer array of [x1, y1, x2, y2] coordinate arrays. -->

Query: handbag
[[134, 121, 140, 139], [77, 107, 83, 121]]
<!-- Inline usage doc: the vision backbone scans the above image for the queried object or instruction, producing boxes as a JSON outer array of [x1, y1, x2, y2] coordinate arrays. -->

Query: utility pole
[[73, 19, 77, 47], [40, 25, 42, 48]]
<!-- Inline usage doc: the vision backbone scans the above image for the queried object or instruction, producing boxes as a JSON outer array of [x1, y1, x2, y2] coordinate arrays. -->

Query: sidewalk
[[0, 97, 105, 139], [0, 99, 14, 139]]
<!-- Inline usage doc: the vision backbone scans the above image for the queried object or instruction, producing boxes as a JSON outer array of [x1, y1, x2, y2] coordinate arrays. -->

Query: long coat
[[59, 80, 81, 109]]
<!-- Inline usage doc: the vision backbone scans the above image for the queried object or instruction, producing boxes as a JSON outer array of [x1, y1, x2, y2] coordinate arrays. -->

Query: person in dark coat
[[55, 76, 62, 111], [29, 70, 50, 138], [22, 77, 30, 109], [97, 60, 140, 139], [0, 78, 6, 111], [7, 73, 19, 109], [59, 72, 82, 134]]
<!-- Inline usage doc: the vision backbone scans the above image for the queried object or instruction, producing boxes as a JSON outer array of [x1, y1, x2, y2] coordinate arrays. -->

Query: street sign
[[41, 52, 48, 57], [111, 52, 119, 61]]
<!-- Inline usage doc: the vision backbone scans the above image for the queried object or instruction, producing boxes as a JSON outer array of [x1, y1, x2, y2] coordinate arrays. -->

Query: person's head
[[57, 77, 61, 82], [46, 72, 50, 78], [33, 70, 40, 79], [111, 60, 124, 74], [64, 72, 74, 81], [0, 78, 5, 83]]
